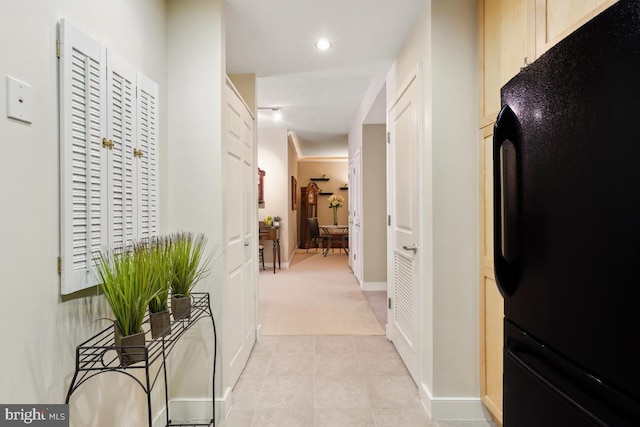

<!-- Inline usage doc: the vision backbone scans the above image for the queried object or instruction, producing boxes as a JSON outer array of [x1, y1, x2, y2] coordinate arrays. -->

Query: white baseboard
[[264, 261, 290, 269], [152, 405, 167, 427], [163, 388, 233, 423], [362, 281, 387, 291], [419, 382, 493, 421]]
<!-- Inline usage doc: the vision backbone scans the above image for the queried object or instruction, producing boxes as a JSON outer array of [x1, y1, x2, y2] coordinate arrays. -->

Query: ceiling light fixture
[[315, 39, 332, 50]]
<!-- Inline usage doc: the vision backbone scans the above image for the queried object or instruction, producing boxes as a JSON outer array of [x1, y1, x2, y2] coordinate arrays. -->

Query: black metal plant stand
[[65, 293, 217, 427]]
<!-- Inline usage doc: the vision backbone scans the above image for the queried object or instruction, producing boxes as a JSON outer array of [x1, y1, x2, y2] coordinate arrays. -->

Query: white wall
[[348, 77, 386, 286], [387, 0, 484, 420], [431, 0, 479, 400], [348, 77, 386, 157], [287, 135, 300, 254], [0, 0, 167, 425], [297, 135, 349, 157], [166, 0, 225, 416], [258, 129, 291, 265]]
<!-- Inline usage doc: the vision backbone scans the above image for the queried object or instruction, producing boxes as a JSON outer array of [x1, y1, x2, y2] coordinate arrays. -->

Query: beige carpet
[[259, 249, 384, 335]]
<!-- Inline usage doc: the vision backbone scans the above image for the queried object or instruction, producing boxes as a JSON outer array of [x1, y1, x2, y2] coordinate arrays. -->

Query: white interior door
[[387, 71, 421, 382], [223, 80, 257, 388]]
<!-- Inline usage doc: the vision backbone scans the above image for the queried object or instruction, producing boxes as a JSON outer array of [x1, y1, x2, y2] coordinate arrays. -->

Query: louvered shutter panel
[[107, 55, 137, 249], [59, 20, 108, 294], [136, 73, 159, 241]]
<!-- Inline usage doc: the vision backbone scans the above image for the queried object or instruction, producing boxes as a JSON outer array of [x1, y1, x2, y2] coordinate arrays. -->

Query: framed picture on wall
[[258, 168, 266, 204], [291, 176, 297, 210]]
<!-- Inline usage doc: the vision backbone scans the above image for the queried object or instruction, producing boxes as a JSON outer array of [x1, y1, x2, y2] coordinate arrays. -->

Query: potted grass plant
[[95, 244, 158, 366], [169, 232, 213, 320], [145, 237, 172, 338]]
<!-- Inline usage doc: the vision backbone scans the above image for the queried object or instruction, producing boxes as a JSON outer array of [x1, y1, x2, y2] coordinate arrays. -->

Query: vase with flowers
[[327, 194, 344, 225]]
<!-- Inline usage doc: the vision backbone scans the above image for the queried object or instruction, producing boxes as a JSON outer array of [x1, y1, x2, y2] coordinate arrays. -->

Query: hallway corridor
[[222, 335, 431, 426], [217, 251, 497, 427]]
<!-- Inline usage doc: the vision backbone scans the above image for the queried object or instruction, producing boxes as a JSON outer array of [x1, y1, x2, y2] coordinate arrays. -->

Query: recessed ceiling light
[[315, 39, 332, 50]]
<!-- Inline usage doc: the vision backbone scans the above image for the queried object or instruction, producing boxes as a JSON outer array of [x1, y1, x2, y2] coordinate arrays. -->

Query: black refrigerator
[[493, 1, 640, 425]]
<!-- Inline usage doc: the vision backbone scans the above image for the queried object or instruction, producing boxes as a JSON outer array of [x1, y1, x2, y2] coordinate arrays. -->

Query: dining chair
[[258, 244, 265, 270], [307, 217, 331, 255], [340, 227, 349, 254]]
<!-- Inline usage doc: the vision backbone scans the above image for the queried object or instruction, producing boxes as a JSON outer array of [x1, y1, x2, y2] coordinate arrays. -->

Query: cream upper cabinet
[[480, 0, 617, 126], [479, 0, 531, 127], [534, 0, 618, 58]]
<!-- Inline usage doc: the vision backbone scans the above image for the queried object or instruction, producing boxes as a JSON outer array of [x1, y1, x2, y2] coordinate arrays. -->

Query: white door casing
[[387, 67, 422, 383], [349, 151, 362, 282], [222, 79, 257, 388]]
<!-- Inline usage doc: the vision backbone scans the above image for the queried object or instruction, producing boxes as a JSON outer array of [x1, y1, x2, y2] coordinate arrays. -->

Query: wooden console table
[[259, 225, 281, 273]]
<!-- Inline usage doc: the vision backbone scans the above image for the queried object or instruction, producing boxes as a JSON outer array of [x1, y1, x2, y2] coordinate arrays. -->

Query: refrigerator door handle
[[493, 105, 520, 297]]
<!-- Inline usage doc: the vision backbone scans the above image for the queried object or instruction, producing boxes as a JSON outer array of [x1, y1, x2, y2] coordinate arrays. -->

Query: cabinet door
[[479, 125, 504, 425], [479, 0, 531, 127], [534, 0, 617, 58], [59, 19, 108, 294]]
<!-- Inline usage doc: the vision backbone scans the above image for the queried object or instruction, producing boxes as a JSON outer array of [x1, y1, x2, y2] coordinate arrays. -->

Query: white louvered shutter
[[135, 73, 159, 241], [59, 19, 108, 294], [107, 55, 137, 249]]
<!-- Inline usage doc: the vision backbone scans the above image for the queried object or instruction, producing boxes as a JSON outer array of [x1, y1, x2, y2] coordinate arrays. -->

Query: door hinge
[[386, 132, 390, 144], [56, 39, 61, 58], [388, 297, 392, 309], [388, 215, 391, 226], [57, 256, 62, 275]]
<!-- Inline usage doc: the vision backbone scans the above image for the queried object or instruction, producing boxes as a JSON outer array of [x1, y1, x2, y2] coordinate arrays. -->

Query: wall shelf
[[310, 177, 330, 181], [65, 293, 217, 427], [339, 187, 348, 190], [319, 192, 334, 196]]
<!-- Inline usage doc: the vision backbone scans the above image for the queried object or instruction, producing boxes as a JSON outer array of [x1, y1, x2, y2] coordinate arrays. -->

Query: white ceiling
[[225, 0, 426, 156]]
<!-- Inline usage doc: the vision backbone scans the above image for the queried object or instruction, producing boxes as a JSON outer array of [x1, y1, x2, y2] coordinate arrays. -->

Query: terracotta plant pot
[[114, 326, 146, 367], [150, 310, 172, 338], [171, 295, 192, 320]]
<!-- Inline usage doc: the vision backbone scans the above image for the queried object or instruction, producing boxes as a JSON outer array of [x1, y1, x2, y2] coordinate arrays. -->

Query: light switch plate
[[7, 76, 32, 124]]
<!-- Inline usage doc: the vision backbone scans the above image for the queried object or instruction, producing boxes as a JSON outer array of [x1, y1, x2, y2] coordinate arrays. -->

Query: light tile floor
[[219, 335, 497, 427], [363, 291, 387, 330]]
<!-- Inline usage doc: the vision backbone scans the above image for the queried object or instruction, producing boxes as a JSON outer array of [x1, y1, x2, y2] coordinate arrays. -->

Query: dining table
[[318, 224, 349, 256]]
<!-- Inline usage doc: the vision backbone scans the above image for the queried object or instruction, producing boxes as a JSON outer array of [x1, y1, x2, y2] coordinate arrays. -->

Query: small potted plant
[[144, 237, 172, 338], [169, 232, 214, 320], [273, 215, 282, 227], [95, 245, 158, 366]]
